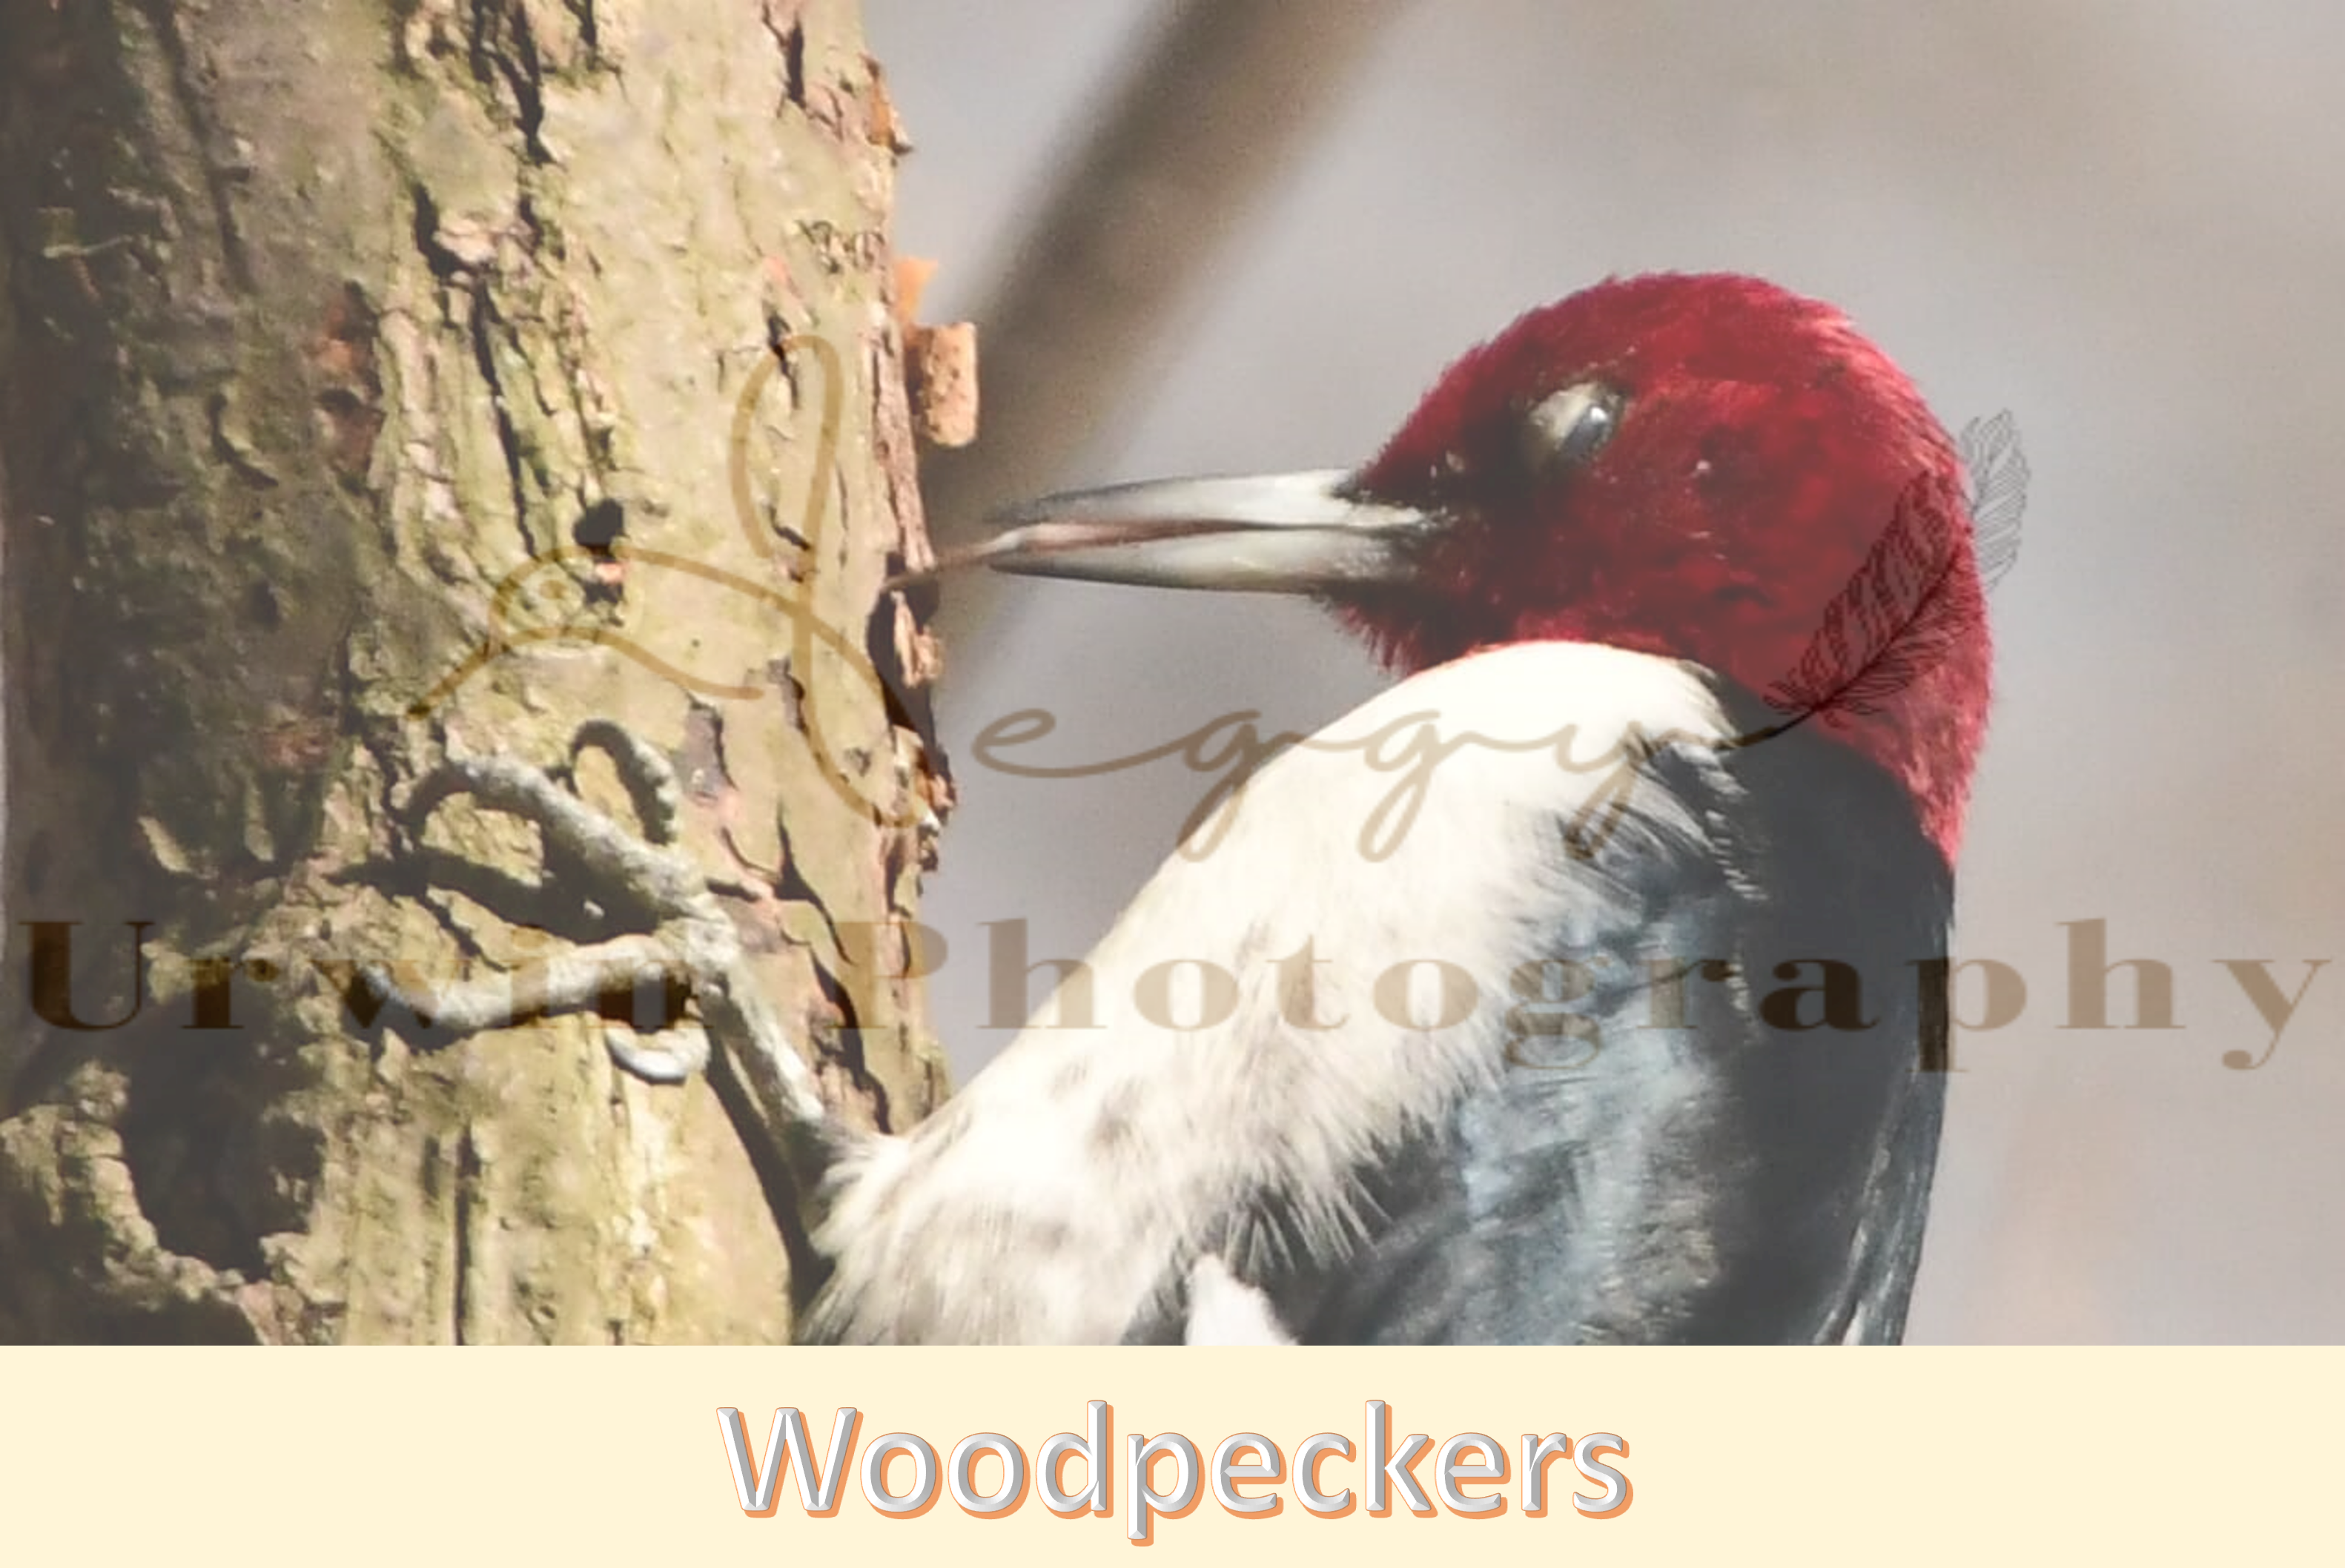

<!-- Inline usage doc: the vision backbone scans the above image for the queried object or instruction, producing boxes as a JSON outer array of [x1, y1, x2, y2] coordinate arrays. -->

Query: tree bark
[[0, 0, 947, 1342]]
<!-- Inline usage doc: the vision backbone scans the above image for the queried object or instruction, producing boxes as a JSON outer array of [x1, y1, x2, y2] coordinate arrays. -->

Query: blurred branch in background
[[919, 0, 1412, 667]]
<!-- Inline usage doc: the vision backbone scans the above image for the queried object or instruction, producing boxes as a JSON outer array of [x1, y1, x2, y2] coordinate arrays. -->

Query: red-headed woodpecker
[[368, 271, 1994, 1345], [805, 272, 1993, 1344]]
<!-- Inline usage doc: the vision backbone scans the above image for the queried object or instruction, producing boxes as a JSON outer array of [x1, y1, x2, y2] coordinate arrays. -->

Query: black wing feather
[[1199, 707, 1952, 1345]]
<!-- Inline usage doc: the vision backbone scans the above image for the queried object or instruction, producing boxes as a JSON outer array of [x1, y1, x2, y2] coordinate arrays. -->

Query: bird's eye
[[1521, 382, 1624, 473]]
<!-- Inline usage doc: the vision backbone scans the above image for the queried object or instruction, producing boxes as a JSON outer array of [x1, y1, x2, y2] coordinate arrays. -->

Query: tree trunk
[[0, 0, 947, 1343]]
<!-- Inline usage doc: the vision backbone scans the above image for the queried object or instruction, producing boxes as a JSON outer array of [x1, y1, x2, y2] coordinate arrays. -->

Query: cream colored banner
[[0, 1349, 2326, 1560]]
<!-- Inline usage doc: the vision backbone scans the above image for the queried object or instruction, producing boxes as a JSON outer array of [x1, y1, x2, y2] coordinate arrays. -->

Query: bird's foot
[[360, 720, 740, 1085]]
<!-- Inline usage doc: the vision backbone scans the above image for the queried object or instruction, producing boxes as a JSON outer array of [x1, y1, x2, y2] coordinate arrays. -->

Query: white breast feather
[[809, 641, 1730, 1343]]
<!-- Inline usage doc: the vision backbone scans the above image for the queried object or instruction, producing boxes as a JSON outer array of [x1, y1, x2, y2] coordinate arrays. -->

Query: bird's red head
[[966, 273, 1991, 864], [1338, 273, 1991, 861]]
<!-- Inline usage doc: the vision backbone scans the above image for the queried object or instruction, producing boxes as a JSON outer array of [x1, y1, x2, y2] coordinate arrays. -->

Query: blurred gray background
[[867, 0, 2345, 1342]]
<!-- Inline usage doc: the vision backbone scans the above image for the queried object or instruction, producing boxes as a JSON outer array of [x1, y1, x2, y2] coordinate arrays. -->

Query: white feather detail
[[1182, 1256, 1294, 1345], [808, 641, 1730, 1343]]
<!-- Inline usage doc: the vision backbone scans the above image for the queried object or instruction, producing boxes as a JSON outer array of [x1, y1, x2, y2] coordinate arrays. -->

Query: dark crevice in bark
[[761, 3, 809, 108], [469, 0, 550, 162], [864, 598, 947, 801], [129, 0, 254, 291], [568, 0, 601, 62], [451, 1123, 482, 1343], [807, 956, 893, 1132], [409, 185, 465, 284], [466, 288, 535, 555]]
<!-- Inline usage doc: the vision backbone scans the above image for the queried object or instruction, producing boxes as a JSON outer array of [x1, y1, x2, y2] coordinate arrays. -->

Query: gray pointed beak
[[910, 470, 1432, 593]]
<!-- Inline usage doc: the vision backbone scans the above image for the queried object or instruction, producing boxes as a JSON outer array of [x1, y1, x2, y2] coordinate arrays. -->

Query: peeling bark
[[0, 0, 947, 1342]]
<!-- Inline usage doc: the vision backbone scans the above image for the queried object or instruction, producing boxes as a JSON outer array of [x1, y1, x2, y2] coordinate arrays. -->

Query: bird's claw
[[362, 721, 739, 1086], [601, 1017, 712, 1085]]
